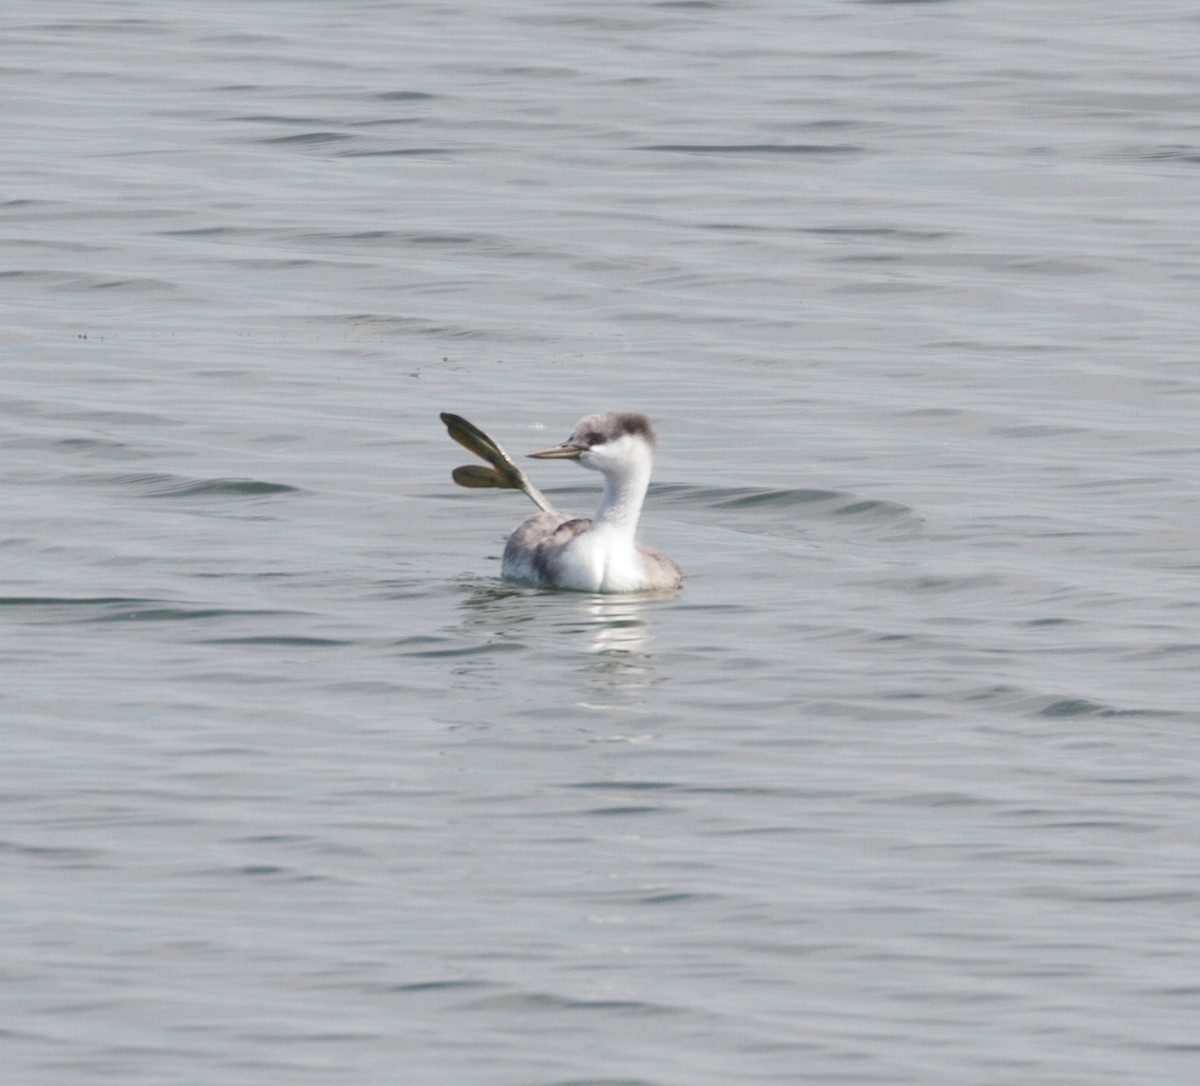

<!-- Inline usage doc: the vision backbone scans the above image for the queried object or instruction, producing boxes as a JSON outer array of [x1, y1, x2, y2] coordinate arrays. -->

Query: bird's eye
[[585, 431, 606, 446]]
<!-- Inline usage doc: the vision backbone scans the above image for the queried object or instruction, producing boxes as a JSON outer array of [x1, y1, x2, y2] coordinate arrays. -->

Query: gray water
[[4, 2, 1200, 1083]]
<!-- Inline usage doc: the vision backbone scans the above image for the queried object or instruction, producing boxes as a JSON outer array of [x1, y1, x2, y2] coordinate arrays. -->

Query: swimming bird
[[440, 411, 683, 593]]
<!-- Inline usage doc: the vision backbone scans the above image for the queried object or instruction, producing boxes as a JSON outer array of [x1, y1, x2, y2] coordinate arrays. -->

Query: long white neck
[[591, 457, 651, 539]]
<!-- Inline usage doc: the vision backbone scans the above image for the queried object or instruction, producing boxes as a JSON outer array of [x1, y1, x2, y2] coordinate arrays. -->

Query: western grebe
[[440, 411, 683, 593]]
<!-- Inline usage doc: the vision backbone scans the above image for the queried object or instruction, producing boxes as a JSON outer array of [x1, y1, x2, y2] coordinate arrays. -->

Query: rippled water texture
[[5, 2, 1200, 1083]]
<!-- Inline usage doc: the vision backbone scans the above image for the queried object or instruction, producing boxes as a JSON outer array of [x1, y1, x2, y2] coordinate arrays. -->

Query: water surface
[[4, 2, 1200, 1083]]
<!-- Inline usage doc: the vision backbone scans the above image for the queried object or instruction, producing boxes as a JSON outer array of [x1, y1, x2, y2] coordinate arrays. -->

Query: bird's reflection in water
[[583, 594, 648, 655], [575, 593, 665, 709], [456, 580, 664, 700]]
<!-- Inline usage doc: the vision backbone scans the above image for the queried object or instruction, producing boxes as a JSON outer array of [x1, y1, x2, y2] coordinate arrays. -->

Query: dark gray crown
[[575, 411, 657, 449]]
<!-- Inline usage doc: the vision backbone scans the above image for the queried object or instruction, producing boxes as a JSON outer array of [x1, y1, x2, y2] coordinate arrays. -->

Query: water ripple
[[639, 143, 864, 155], [74, 472, 299, 498]]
